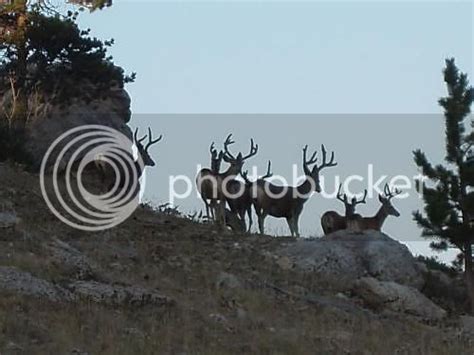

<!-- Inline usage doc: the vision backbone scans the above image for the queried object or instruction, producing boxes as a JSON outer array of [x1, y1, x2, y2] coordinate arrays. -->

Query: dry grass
[[0, 162, 473, 354]]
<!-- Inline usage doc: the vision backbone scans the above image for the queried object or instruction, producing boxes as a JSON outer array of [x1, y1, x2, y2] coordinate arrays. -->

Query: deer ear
[[237, 153, 243, 160], [223, 155, 232, 163], [378, 194, 384, 203]]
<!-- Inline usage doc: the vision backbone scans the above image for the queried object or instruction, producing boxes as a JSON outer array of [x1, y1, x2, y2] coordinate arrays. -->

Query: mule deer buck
[[96, 127, 162, 195], [347, 184, 401, 232], [195, 142, 224, 220], [253, 145, 337, 237], [196, 134, 258, 225], [321, 184, 367, 235], [225, 160, 272, 232]]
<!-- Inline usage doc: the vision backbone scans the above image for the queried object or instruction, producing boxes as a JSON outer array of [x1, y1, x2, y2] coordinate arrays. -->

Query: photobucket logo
[[40, 125, 143, 231]]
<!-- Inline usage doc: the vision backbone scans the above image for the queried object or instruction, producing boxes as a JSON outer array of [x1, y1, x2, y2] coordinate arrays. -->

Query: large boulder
[[276, 230, 424, 289], [353, 277, 446, 320], [14, 85, 132, 170]]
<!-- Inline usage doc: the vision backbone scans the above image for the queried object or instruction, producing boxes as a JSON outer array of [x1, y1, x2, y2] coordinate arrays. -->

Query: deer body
[[321, 211, 349, 235], [253, 145, 337, 237], [196, 143, 224, 220], [346, 185, 401, 233], [321, 186, 367, 235], [196, 135, 258, 227], [225, 161, 272, 233], [349, 202, 399, 232]]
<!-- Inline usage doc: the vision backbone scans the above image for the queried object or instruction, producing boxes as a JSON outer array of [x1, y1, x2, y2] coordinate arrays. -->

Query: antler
[[351, 189, 368, 206], [145, 127, 162, 151], [241, 161, 272, 185], [242, 138, 259, 161], [383, 184, 401, 200], [303, 145, 318, 175], [261, 160, 272, 179], [134, 128, 147, 145], [336, 184, 349, 204], [223, 134, 259, 161], [315, 145, 337, 172], [223, 134, 236, 160]]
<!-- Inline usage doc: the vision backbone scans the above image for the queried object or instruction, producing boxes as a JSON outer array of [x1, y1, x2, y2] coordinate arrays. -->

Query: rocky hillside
[[0, 162, 473, 354]]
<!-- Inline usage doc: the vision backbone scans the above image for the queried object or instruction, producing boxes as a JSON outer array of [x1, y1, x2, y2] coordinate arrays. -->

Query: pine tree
[[413, 58, 474, 313], [0, 0, 114, 131]]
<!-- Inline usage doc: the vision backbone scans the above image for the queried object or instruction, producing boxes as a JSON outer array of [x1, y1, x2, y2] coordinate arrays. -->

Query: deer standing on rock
[[253, 145, 337, 237], [321, 184, 367, 235], [347, 184, 401, 232]]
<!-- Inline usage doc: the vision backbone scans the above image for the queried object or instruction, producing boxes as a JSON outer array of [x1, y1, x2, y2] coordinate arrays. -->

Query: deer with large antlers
[[321, 184, 367, 235], [253, 145, 337, 237], [196, 134, 259, 226], [347, 184, 401, 232], [225, 160, 272, 232], [96, 127, 162, 194]]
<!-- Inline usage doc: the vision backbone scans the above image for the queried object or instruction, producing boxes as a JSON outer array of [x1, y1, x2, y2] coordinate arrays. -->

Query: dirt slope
[[0, 162, 472, 354]]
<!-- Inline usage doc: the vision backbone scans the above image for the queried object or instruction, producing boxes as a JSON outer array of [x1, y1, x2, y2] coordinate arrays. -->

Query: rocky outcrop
[[45, 238, 97, 280], [0, 266, 174, 307], [353, 277, 446, 321], [20, 85, 132, 169], [68, 281, 174, 307], [276, 231, 424, 289], [0, 266, 73, 302]]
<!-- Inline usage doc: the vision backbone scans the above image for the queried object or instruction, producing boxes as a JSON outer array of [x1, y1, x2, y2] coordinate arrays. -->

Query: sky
[[79, 0, 473, 262]]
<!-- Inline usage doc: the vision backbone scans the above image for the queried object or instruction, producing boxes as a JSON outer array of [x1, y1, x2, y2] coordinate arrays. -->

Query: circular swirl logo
[[40, 125, 144, 231]]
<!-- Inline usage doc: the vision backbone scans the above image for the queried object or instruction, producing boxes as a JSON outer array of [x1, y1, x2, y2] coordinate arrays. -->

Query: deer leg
[[207, 200, 216, 221], [286, 217, 294, 237], [247, 208, 253, 233], [293, 216, 300, 238], [217, 200, 226, 227], [203, 200, 211, 220], [257, 213, 266, 235], [238, 211, 247, 233]]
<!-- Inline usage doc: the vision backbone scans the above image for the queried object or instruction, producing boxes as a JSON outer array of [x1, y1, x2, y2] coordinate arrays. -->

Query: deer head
[[336, 184, 367, 216], [222, 134, 259, 175], [302, 145, 337, 193], [209, 142, 224, 174], [134, 127, 162, 167], [378, 184, 401, 217]]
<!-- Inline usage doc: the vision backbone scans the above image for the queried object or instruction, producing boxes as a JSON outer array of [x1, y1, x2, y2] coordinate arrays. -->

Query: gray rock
[[69, 281, 174, 307], [0, 266, 73, 301], [45, 238, 97, 280], [0, 211, 18, 229], [277, 231, 424, 289], [17, 85, 132, 171], [216, 272, 242, 289], [460, 315, 474, 336], [353, 277, 446, 320]]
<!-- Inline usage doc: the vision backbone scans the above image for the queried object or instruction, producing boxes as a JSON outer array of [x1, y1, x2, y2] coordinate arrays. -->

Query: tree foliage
[[413, 58, 474, 312], [0, 12, 134, 104], [0, 0, 133, 130]]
